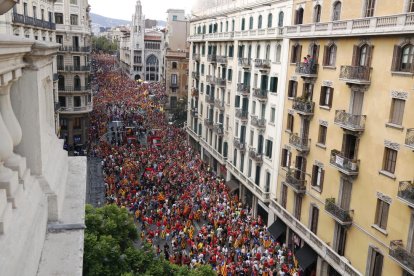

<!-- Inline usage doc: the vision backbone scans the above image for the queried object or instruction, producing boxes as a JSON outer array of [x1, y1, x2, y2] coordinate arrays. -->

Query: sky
[[88, 0, 195, 21]]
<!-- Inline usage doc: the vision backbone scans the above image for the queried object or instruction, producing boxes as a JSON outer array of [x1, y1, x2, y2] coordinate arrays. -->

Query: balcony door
[[260, 75, 268, 90], [333, 223, 347, 256], [350, 90, 364, 115], [303, 82, 314, 100], [242, 97, 249, 112], [341, 134, 358, 160], [240, 125, 246, 143], [338, 178, 352, 211], [300, 118, 310, 140], [257, 134, 264, 154], [294, 155, 306, 181], [72, 36, 79, 49], [243, 71, 251, 85]]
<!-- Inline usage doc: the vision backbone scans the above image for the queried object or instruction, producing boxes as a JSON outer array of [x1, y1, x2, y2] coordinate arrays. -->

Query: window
[[258, 15, 262, 29], [170, 96, 177, 108], [171, 74, 177, 85], [70, 14, 78, 25], [319, 86, 333, 107], [265, 172, 270, 193], [241, 18, 245, 30], [291, 44, 302, 63], [201, 64, 204, 75], [367, 247, 384, 276], [225, 21, 228, 32], [311, 165, 324, 189], [256, 45, 261, 59], [275, 44, 282, 63], [391, 44, 414, 72], [56, 35, 63, 44], [332, 1, 342, 21], [70, 0, 77, 4], [265, 45, 270, 60], [235, 95, 240, 108], [309, 206, 319, 234], [352, 44, 374, 67], [382, 147, 397, 174], [33, 6, 37, 19], [73, 118, 81, 129], [318, 125, 327, 145], [281, 149, 291, 168], [364, 0, 376, 17], [172, 62, 177, 69], [389, 98, 405, 125], [278, 11, 284, 27], [374, 199, 390, 230], [249, 16, 253, 30], [270, 108, 275, 123], [294, 194, 302, 220], [227, 69, 232, 81], [269, 77, 278, 93], [323, 44, 337, 66], [314, 5, 321, 23], [232, 19, 235, 31], [409, 0, 414, 12], [286, 114, 295, 132], [60, 118, 68, 130], [267, 13, 272, 28], [58, 96, 66, 107], [287, 80, 297, 98], [295, 8, 304, 25], [228, 45, 234, 57], [248, 159, 252, 177], [265, 139, 273, 159], [55, 13, 63, 24], [280, 184, 288, 208], [74, 96, 81, 107]]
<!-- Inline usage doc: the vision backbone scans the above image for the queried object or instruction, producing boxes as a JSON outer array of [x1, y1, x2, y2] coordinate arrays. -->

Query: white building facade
[[187, 0, 292, 224]]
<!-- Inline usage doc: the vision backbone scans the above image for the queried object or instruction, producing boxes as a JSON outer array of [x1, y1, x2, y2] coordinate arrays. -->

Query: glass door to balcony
[[350, 90, 364, 115], [294, 155, 306, 181], [243, 71, 251, 85], [300, 118, 310, 140], [303, 83, 313, 101], [72, 36, 79, 49], [334, 223, 347, 256], [240, 125, 246, 143], [258, 134, 263, 154], [339, 178, 352, 210], [260, 75, 268, 90], [341, 134, 358, 160], [242, 97, 249, 112]]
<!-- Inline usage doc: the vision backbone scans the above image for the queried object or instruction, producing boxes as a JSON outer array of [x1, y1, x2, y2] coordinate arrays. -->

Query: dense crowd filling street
[[89, 54, 302, 275]]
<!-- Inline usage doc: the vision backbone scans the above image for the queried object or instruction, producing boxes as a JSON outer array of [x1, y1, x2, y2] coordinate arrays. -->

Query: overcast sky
[[88, 0, 194, 21]]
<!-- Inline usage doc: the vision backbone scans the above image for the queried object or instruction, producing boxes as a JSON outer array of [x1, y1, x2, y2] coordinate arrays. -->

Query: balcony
[[254, 59, 271, 70], [205, 94, 214, 104], [252, 88, 268, 101], [12, 13, 56, 30], [233, 138, 246, 152], [59, 46, 90, 53], [289, 133, 311, 152], [389, 240, 414, 275], [284, 170, 306, 194], [330, 149, 359, 176], [250, 116, 266, 129], [190, 108, 198, 117], [249, 147, 263, 163], [214, 99, 225, 110], [295, 62, 318, 78], [215, 77, 226, 86], [334, 110, 366, 132], [213, 124, 224, 136], [325, 198, 353, 225], [216, 55, 227, 64], [60, 104, 93, 114], [58, 86, 91, 92], [64, 65, 91, 72], [207, 54, 217, 63], [339, 66, 372, 85], [237, 83, 250, 96], [406, 128, 414, 150], [292, 98, 315, 115], [397, 181, 414, 208], [191, 72, 200, 80], [170, 82, 179, 88], [191, 88, 199, 97], [238, 58, 251, 68], [193, 53, 200, 61], [204, 118, 213, 128], [235, 109, 248, 121]]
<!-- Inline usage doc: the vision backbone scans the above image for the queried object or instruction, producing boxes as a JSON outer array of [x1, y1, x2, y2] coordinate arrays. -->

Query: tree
[[83, 204, 216, 276], [92, 36, 118, 53]]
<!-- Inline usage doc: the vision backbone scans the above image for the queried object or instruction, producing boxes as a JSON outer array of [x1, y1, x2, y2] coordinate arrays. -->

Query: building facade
[[55, 0, 92, 151], [164, 9, 189, 118], [270, 0, 414, 275]]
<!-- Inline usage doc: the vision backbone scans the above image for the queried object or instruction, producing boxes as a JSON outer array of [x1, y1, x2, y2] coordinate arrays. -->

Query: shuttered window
[[269, 77, 278, 92], [374, 199, 390, 230], [382, 147, 397, 174], [391, 44, 414, 72], [318, 125, 327, 145], [319, 86, 333, 107], [364, 0, 376, 17], [310, 206, 319, 234], [287, 114, 294, 132], [311, 165, 324, 190], [389, 98, 405, 125]]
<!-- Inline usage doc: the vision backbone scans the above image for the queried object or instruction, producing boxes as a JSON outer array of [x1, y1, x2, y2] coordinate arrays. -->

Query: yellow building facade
[[269, 0, 414, 275]]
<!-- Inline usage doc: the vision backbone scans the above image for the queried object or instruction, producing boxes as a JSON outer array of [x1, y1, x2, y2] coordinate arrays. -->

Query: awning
[[225, 180, 239, 193], [295, 244, 318, 270], [267, 219, 286, 240]]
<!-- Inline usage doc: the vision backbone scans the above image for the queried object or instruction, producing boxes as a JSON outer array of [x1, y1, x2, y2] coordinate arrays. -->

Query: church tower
[[130, 0, 145, 80]]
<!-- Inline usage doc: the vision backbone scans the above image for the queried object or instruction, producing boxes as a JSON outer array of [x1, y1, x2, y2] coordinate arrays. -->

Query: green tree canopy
[[92, 36, 118, 53]]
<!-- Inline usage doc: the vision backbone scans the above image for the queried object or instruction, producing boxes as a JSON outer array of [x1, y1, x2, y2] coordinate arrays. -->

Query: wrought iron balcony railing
[[285, 169, 306, 193], [64, 65, 91, 72], [191, 71, 200, 79], [250, 116, 266, 129], [207, 54, 217, 63], [216, 55, 227, 64], [237, 83, 250, 96], [325, 198, 353, 225], [213, 124, 224, 135], [339, 65, 372, 85], [249, 147, 263, 163], [59, 46, 90, 53], [238, 58, 251, 68], [215, 77, 226, 86], [397, 181, 414, 208], [406, 128, 414, 150], [193, 53, 200, 61], [292, 98, 315, 115], [295, 62, 318, 77], [334, 110, 366, 132], [12, 13, 56, 30], [205, 94, 214, 104], [254, 59, 271, 70], [235, 109, 248, 120], [204, 118, 213, 128], [58, 86, 91, 92], [190, 108, 198, 117], [389, 240, 414, 275], [252, 88, 268, 101], [233, 138, 246, 152], [330, 149, 359, 176], [289, 133, 311, 152], [214, 99, 225, 110], [170, 82, 179, 88]]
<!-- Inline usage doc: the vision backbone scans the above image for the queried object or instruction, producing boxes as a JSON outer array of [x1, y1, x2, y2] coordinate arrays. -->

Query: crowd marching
[[89, 54, 302, 275]]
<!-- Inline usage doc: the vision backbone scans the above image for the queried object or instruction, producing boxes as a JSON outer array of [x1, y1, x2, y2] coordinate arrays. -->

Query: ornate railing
[[237, 83, 250, 95], [334, 110, 366, 131], [289, 133, 310, 152], [191, 72, 200, 79], [170, 82, 179, 88], [249, 148, 263, 163], [213, 124, 224, 135], [12, 13, 56, 30], [235, 109, 248, 120], [216, 55, 227, 64], [204, 118, 213, 128], [233, 138, 246, 152], [285, 169, 306, 193], [207, 54, 217, 63], [254, 59, 271, 69], [59, 46, 90, 53], [214, 99, 225, 110], [339, 66, 372, 84], [325, 198, 353, 225], [190, 108, 198, 117], [295, 62, 318, 76], [64, 65, 90, 72], [252, 88, 268, 100], [58, 86, 91, 92], [389, 240, 414, 274], [238, 58, 251, 68], [250, 116, 266, 129], [215, 77, 226, 86], [292, 98, 315, 115], [330, 149, 359, 175], [397, 181, 414, 208], [205, 94, 214, 104], [193, 53, 200, 61], [406, 128, 414, 149]]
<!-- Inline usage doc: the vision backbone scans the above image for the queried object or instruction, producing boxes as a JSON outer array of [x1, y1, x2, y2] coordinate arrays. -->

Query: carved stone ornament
[[384, 140, 400, 151], [376, 192, 392, 204], [284, 145, 291, 151], [323, 80, 333, 87], [390, 90, 408, 100], [288, 109, 294, 115], [319, 120, 328, 127], [314, 160, 324, 168], [290, 76, 297, 81]]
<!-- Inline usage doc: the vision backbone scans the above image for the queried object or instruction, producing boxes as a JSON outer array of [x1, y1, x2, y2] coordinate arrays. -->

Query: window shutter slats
[[391, 45, 402, 71], [351, 45, 359, 66], [323, 45, 329, 66]]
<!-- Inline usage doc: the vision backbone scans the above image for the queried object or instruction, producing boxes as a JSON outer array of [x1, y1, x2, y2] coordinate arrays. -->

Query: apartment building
[[270, 0, 414, 275], [55, 0, 92, 150], [187, 0, 291, 225], [164, 9, 189, 118]]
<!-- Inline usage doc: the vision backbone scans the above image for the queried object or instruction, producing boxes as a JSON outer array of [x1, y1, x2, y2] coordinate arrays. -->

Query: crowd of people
[[89, 54, 302, 275]]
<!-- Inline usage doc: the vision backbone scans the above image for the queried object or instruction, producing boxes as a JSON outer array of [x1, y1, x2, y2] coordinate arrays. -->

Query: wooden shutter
[[319, 169, 325, 190], [297, 45, 302, 63], [323, 45, 329, 66], [290, 45, 295, 63], [328, 88, 334, 107], [314, 45, 320, 62], [380, 202, 389, 229], [281, 149, 287, 167], [391, 45, 402, 71], [311, 165, 317, 186], [351, 45, 360, 66], [366, 45, 374, 67]]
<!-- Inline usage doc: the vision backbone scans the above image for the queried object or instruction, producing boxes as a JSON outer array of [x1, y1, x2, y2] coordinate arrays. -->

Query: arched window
[[214, 23, 218, 33], [265, 45, 271, 60], [220, 22, 223, 32], [172, 62, 177, 69], [74, 75, 81, 90], [359, 44, 368, 66], [249, 16, 254, 30], [202, 25, 206, 34], [314, 4, 321, 23], [267, 13, 272, 28], [197, 26, 201, 34], [324, 44, 337, 66], [241, 18, 245, 30], [225, 21, 228, 32], [401, 44, 414, 71], [295, 7, 304, 24], [332, 1, 342, 21], [278, 11, 284, 27], [258, 15, 262, 29], [275, 44, 282, 63], [232, 19, 235, 31], [256, 45, 261, 59]]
